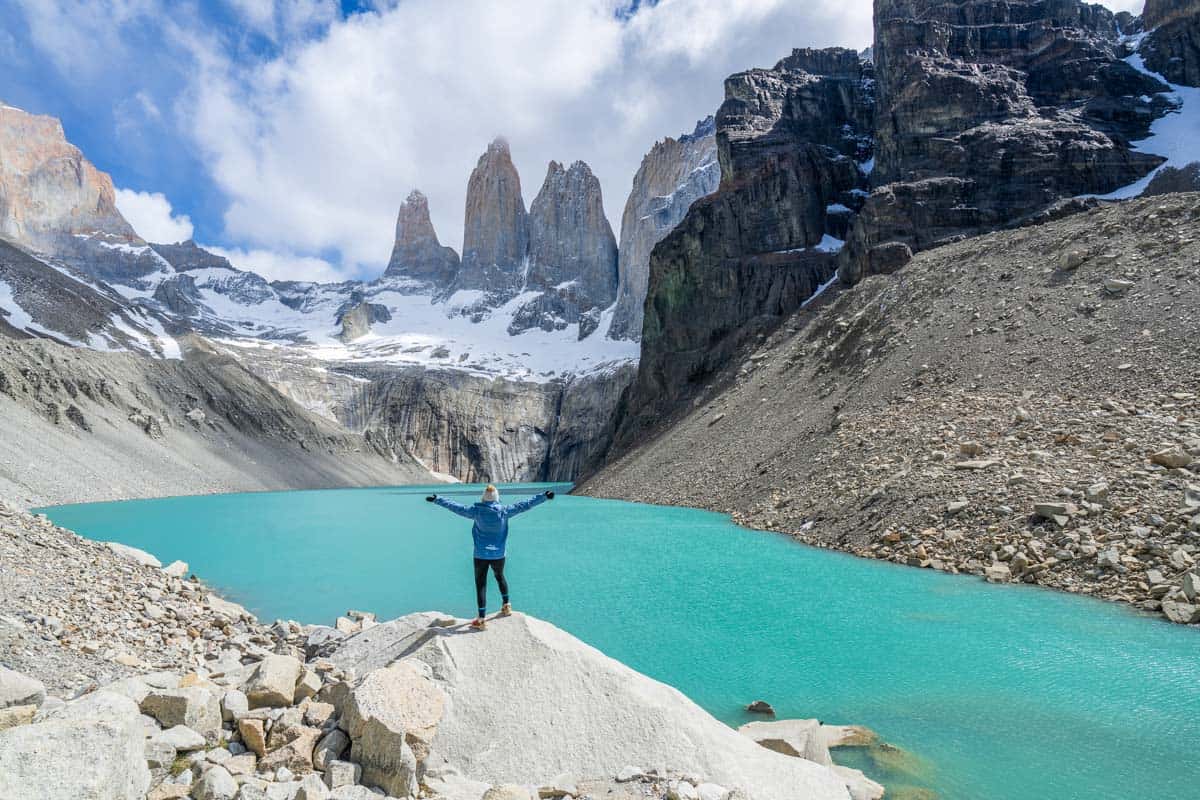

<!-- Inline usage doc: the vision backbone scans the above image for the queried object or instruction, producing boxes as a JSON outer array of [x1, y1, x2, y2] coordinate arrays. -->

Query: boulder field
[[0, 501, 880, 800]]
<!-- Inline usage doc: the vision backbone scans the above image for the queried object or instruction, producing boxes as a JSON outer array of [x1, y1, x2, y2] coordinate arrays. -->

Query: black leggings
[[473, 557, 508, 617]]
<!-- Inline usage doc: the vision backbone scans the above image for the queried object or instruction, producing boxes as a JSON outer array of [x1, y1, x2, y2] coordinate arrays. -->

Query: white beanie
[[481, 484, 499, 502]]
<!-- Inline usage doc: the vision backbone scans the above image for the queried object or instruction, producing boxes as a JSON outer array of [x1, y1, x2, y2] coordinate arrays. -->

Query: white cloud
[[204, 244, 342, 284], [15, 0, 1152, 283], [115, 188, 195, 243], [181, 0, 874, 278]]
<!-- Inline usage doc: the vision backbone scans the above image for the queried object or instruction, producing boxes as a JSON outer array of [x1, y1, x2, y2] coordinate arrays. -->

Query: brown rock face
[[609, 117, 719, 342], [606, 48, 873, 442], [513, 160, 618, 336], [840, 0, 1170, 284], [458, 138, 528, 296], [384, 190, 460, 286], [1142, 0, 1200, 86], [0, 104, 136, 251]]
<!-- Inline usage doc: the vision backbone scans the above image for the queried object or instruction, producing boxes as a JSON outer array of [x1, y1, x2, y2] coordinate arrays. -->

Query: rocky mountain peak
[[384, 188, 460, 286], [514, 157, 618, 338], [609, 117, 720, 341], [459, 137, 529, 296], [0, 104, 136, 253]]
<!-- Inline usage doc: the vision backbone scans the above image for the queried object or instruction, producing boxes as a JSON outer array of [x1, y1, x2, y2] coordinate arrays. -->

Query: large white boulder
[[739, 719, 832, 765], [340, 661, 444, 795], [104, 540, 162, 567], [0, 690, 151, 800], [243, 654, 302, 708], [140, 686, 221, 741], [333, 613, 850, 800]]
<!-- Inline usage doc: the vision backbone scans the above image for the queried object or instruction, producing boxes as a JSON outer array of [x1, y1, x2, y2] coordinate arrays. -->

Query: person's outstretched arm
[[505, 490, 553, 516], [427, 494, 476, 519]]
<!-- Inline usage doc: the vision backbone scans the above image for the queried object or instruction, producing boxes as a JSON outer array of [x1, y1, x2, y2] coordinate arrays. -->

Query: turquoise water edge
[[39, 484, 1200, 800]]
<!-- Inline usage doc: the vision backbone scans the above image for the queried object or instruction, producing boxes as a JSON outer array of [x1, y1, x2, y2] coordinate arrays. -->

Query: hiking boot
[[499, 603, 513, 617], [470, 617, 487, 630]]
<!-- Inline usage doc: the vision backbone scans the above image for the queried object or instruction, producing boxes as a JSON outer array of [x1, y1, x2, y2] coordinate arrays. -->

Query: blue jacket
[[433, 493, 548, 559]]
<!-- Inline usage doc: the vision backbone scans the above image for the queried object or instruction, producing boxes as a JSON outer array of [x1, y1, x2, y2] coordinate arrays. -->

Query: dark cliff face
[[593, 0, 1196, 474], [840, 0, 1169, 284], [605, 48, 875, 446], [1142, 0, 1200, 86], [384, 190, 460, 286]]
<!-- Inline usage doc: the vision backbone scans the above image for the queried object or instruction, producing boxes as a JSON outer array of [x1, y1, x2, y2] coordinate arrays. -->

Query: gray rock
[[322, 759, 361, 790], [738, 718, 832, 765], [483, 787, 533, 800], [222, 689, 249, 721], [296, 774, 331, 800], [329, 787, 382, 800], [1162, 600, 1200, 624], [0, 691, 150, 800], [0, 665, 45, 709], [154, 724, 207, 751], [314, 728, 350, 771], [140, 687, 221, 742], [145, 735, 177, 782], [193, 765, 239, 800], [0, 704, 36, 731], [243, 655, 302, 709], [104, 540, 162, 567]]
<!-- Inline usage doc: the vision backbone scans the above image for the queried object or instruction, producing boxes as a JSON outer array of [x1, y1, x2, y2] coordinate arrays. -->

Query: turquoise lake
[[39, 484, 1200, 800]]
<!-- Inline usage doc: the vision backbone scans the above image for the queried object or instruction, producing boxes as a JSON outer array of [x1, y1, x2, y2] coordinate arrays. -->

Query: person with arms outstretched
[[426, 484, 554, 629]]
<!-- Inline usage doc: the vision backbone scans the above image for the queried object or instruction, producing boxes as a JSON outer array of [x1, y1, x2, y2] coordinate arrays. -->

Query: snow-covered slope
[[1099, 36, 1200, 198], [125, 252, 638, 382]]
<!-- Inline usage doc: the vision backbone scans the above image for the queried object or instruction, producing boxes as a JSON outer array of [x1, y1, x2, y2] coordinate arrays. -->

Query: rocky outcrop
[[384, 190, 461, 287], [605, 48, 873, 445], [0, 104, 136, 254], [517, 161, 618, 337], [336, 295, 392, 342], [840, 0, 1170, 284], [150, 240, 237, 273], [1145, 161, 1200, 194], [0, 690, 150, 800], [323, 612, 856, 800], [1142, 0, 1200, 85], [609, 118, 719, 342], [458, 139, 529, 297]]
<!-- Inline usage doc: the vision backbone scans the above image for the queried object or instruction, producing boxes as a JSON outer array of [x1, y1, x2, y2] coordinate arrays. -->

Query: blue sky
[[0, 0, 1141, 282]]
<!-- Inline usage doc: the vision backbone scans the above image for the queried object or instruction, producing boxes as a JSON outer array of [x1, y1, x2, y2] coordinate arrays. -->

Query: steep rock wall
[[609, 118, 719, 342]]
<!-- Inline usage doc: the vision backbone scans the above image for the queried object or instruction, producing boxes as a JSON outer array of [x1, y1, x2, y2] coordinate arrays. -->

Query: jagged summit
[[384, 188, 460, 285], [0, 103, 137, 252], [459, 136, 530, 296]]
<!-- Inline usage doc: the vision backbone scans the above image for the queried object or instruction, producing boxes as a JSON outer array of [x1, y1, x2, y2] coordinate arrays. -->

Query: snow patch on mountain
[[1098, 50, 1200, 199]]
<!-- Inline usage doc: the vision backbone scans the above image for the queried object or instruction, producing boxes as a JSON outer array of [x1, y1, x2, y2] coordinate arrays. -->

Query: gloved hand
[[426, 494, 437, 502], [545, 490, 555, 500]]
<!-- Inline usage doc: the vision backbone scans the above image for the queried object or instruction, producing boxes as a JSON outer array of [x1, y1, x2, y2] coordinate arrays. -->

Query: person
[[426, 484, 554, 629]]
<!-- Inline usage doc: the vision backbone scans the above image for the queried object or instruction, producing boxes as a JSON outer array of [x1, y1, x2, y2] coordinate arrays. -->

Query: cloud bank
[[114, 188, 195, 243], [9, 0, 1150, 282]]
